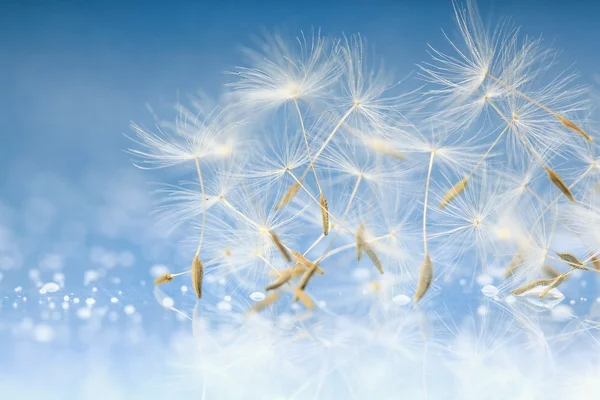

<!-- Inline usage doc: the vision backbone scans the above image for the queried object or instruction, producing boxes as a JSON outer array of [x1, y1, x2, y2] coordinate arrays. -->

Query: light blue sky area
[[1, 1, 600, 398]]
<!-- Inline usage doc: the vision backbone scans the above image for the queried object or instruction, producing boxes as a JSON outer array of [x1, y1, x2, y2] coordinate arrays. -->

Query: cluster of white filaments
[[128, 2, 600, 395]]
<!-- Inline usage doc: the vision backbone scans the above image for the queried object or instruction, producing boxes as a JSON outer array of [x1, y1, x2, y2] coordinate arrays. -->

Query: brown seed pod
[[247, 291, 281, 314], [277, 182, 301, 210], [557, 115, 592, 142], [510, 278, 554, 295], [414, 253, 433, 302], [439, 178, 468, 209], [364, 244, 383, 275], [541, 264, 561, 279], [504, 250, 526, 278], [191, 256, 204, 299], [154, 273, 173, 286], [356, 223, 365, 261], [291, 252, 324, 274], [265, 268, 294, 291], [270, 231, 292, 263], [545, 167, 575, 202], [292, 288, 315, 310], [320, 193, 329, 236], [591, 255, 600, 271], [557, 252, 585, 269], [539, 273, 568, 298]]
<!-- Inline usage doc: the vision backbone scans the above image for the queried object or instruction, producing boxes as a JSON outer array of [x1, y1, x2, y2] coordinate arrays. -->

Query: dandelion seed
[[297, 262, 320, 292], [556, 252, 585, 269], [292, 288, 315, 310], [591, 255, 600, 271], [364, 244, 383, 274], [504, 250, 526, 278], [414, 253, 433, 302], [439, 178, 468, 209], [542, 264, 561, 279], [557, 115, 592, 142], [356, 223, 365, 261], [539, 274, 569, 298], [546, 167, 575, 202], [191, 256, 203, 299], [510, 278, 554, 295], [247, 291, 281, 314], [154, 273, 173, 286], [320, 193, 329, 235], [291, 252, 324, 274], [265, 268, 294, 291], [277, 182, 301, 210], [270, 231, 292, 263]]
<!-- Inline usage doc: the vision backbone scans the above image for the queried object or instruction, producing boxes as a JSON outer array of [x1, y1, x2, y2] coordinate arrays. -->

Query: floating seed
[[356, 223, 365, 261], [557, 115, 592, 142], [539, 274, 568, 298], [504, 250, 526, 278], [546, 167, 575, 202], [270, 231, 292, 263], [292, 288, 315, 310], [277, 182, 301, 210], [292, 252, 324, 274], [364, 244, 383, 274], [439, 178, 468, 209], [320, 193, 329, 235], [265, 268, 294, 291], [542, 264, 561, 279], [591, 255, 600, 271], [510, 278, 554, 295], [191, 256, 204, 299], [414, 253, 433, 302], [557, 252, 585, 269], [154, 273, 173, 286]]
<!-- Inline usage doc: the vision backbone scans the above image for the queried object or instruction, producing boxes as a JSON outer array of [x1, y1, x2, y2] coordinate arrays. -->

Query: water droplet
[[39, 282, 60, 294], [110, 297, 119, 303], [161, 297, 174, 308], [392, 294, 411, 305], [516, 286, 565, 309], [481, 285, 498, 297], [85, 298, 95, 306], [505, 295, 516, 304], [217, 301, 232, 311], [76, 307, 92, 320], [124, 305, 136, 315], [250, 292, 266, 301]]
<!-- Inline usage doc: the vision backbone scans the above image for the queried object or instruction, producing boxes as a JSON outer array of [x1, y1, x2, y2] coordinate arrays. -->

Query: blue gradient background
[[1, 0, 599, 398]]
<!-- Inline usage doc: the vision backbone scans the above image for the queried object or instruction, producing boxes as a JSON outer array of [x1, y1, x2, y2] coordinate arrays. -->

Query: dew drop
[[39, 282, 60, 294], [481, 285, 498, 297], [161, 297, 174, 308], [124, 305, 136, 315], [392, 294, 411, 305], [217, 301, 232, 311], [516, 286, 565, 309], [76, 307, 92, 320], [250, 292, 266, 302]]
